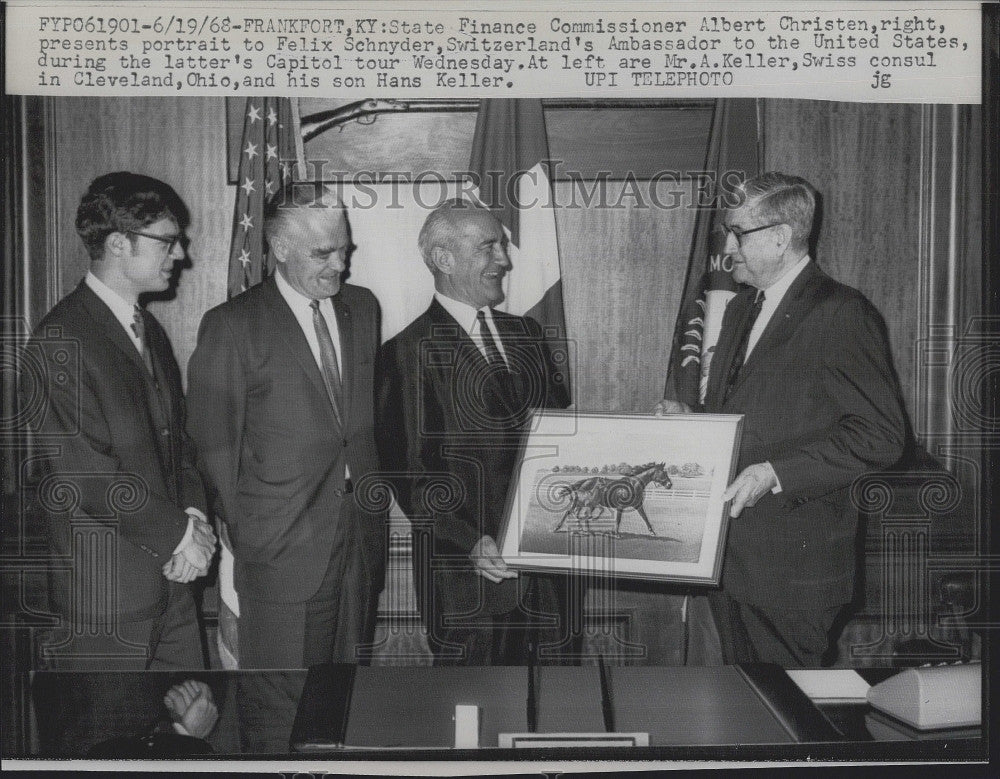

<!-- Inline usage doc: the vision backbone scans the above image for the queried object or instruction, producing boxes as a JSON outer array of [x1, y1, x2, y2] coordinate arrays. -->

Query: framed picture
[[498, 411, 744, 585]]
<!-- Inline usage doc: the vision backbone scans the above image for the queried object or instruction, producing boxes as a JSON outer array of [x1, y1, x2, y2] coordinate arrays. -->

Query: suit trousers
[[237, 499, 377, 669], [708, 591, 841, 668], [42, 581, 204, 670], [428, 574, 581, 665]]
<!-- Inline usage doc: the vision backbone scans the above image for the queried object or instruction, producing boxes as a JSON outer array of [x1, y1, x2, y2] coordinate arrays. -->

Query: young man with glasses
[[660, 172, 907, 666], [28, 171, 216, 669]]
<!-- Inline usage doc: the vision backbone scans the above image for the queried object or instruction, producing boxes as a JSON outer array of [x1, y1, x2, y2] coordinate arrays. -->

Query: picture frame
[[498, 411, 743, 585]]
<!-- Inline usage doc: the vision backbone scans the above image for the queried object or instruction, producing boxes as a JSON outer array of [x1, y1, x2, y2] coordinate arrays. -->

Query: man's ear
[[430, 245, 453, 275], [269, 235, 288, 264], [775, 223, 793, 248], [105, 231, 130, 258]]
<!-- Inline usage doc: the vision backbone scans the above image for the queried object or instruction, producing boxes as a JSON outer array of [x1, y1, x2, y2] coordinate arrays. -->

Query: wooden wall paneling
[[544, 107, 712, 179], [955, 105, 982, 335], [762, 100, 922, 422], [555, 178, 695, 413], [53, 97, 233, 386], [554, 177, 700, 663], [914, 105, 984, 459]]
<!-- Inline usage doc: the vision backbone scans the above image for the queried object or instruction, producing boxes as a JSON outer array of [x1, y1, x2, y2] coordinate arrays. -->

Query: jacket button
[[160, 428, 170, 436], [334, 488, 344, 497]]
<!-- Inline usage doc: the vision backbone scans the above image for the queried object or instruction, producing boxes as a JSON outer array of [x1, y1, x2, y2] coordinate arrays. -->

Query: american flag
[[227, 97, 299, 298], [219, 96, 299, 668]]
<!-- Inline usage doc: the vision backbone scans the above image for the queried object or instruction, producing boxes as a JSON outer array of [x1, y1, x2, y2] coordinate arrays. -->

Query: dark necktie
[[476, 309, 508, 370], [130, 304, 154, 375], [724, 290, 765, 401], [310, 299, 343, 427]]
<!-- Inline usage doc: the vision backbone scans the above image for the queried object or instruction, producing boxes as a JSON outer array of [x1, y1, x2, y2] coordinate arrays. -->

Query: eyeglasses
[[722, 222, 783, 245], [127, 230, 183, 253]]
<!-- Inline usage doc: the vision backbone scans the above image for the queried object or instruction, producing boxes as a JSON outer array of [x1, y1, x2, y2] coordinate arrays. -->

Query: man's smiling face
[[439, 209, 511, 310]]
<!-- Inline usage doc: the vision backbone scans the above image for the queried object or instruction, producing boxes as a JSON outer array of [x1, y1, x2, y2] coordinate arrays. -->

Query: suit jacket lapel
[[142, 315, 180, 483], [492, 313, 531, 403], [76, 283, 172, 476], [705, 289, 753, 409], [332, 294, 353, 424], [77, 283, 149, 378], [427, 300, 519, 419], [261, 277, 338, 424], [139, 309, 172, 407], [733, 262, 822, 391]]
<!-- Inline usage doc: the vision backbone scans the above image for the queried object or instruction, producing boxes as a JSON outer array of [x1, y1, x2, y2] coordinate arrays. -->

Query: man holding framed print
[[659, 172, 907, 667], [376, 198, 574, 665]]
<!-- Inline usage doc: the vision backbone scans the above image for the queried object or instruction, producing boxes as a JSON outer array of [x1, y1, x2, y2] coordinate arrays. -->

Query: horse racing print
[[498, 411, 743, 584]]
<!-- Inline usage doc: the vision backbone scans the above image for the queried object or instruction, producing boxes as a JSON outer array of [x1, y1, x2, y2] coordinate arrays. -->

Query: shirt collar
[[434, 291, 493, 336], [758, 254, 811, 306], [275, 267, 328, 313], [85, 271, 138, 334]]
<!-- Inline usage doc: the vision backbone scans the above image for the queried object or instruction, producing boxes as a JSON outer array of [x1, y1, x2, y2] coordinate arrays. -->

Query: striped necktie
[[476, 309, 508, 370], [130, 304, 154, 375], [310, 299, 343, 427]]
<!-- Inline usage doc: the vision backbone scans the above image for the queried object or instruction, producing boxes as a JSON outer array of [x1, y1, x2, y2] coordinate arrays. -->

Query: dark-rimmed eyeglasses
[[722, 222, 783, 245], [127, 230, 183, 253]]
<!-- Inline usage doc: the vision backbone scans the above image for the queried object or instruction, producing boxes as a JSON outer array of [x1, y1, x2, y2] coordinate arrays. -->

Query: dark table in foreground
[[24, 665, 984, 761]]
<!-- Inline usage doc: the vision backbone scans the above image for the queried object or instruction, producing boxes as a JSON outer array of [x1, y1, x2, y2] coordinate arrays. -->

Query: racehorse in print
[[552, 462, 673, 537]]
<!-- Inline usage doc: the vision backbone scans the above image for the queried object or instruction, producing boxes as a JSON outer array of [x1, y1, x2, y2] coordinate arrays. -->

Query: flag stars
[[239, 213, 253, 232], [243, 141, 258, 161], [266, 144, 278, 161], [238, 249, 251, 268], [240, 177, 256, 197], [247, 104, 261, 123], [266, 106, 278, 126], [264, 179, 277, 196]]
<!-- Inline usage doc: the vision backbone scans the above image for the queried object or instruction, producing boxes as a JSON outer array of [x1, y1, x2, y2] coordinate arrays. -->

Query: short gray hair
[[263, 180, 345, 244], [738, 172, 817, 252], [417, 198, 490, 269]]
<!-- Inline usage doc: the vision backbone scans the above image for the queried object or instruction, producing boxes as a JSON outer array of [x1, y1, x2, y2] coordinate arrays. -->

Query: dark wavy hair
[[75, 172, 189, 261]]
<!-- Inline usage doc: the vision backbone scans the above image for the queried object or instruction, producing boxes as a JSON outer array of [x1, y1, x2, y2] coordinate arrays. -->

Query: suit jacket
[[186, 277, 386, 604], [376, 299, 570, 616], [703, 261, 906, 611], [30, 282, 205, 624]]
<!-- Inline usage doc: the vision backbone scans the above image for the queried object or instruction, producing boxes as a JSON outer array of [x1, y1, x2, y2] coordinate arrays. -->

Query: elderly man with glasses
[[660, 172, 907, 666]]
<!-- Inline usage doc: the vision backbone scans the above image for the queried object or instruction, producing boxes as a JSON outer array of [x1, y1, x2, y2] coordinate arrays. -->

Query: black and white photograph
[[0, 0, 993, 773]]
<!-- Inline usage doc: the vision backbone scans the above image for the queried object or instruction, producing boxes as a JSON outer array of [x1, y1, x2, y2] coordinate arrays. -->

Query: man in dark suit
[[376, 199, 573, 665], [186, 183, 386, 668], [660, 172, 906, 666], [29, 172, 216, 669]]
